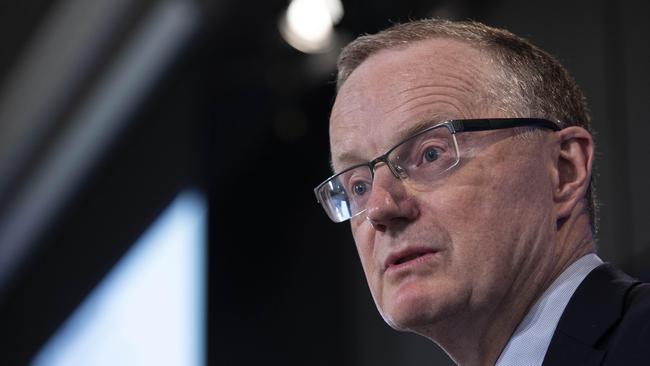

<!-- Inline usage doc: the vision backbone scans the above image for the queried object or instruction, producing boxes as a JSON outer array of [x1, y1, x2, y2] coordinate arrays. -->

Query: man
[[314, 19, 650, 365]]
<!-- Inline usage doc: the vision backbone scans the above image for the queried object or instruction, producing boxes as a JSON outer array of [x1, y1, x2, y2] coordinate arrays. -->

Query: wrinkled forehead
[[329, 38, 496, 172]]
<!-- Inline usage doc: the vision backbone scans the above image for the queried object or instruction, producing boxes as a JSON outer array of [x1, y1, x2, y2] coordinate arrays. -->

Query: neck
[[433, 301, 531, 366]]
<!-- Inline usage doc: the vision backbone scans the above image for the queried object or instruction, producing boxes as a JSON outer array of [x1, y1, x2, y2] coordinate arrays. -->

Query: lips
[[395, 253, 424, 264], [384, 247, 438, 270]]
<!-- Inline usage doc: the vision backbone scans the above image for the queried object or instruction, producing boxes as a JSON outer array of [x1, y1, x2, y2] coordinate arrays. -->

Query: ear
[[553, 126, 594, 220]]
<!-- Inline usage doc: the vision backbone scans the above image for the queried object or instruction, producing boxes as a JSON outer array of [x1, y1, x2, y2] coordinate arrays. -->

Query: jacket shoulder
[[602, 282, 650, 363], [543, 264, 650, 365]]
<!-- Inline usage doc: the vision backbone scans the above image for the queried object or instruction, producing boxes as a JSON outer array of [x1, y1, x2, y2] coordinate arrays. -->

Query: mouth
[[385, 248, 438, 270], [394, 253, 425, 264]]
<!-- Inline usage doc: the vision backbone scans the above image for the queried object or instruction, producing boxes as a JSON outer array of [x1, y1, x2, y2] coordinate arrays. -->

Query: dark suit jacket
[[542, 264, 650, 365]]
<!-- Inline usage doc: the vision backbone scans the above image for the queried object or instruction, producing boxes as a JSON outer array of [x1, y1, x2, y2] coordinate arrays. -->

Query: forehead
[[329, 38, 496, 171]]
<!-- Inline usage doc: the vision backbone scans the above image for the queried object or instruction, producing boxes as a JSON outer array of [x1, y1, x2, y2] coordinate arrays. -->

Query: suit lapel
[[542, 264, 641, 366]]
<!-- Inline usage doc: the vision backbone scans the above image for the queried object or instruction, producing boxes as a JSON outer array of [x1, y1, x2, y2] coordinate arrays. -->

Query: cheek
[[414, 192, 517, 309], [351, 220, 381, 287], [423, 159, 545, 278], [445, 146, 552, 231]]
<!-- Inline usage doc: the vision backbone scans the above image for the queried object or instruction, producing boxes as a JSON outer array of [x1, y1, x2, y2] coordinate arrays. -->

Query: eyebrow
[[330, 152, 362, 174], [394, 119, 446, 144]]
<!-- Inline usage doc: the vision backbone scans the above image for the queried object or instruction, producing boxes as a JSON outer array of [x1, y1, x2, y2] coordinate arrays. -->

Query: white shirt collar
[[495, 253, 603, 366]]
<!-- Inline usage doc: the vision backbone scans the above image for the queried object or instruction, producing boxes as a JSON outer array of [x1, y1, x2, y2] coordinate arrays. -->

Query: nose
[[364, 167, 419, 231]]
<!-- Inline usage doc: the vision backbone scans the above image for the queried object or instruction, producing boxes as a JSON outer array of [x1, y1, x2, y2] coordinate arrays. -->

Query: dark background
[[0, 0, 648, 365]]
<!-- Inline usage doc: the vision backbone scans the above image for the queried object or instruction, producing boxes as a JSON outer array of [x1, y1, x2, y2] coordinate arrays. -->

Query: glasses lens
[[316, 124, 460, 223], [316, 165, 372, 222], [389, 125, 459, 185]]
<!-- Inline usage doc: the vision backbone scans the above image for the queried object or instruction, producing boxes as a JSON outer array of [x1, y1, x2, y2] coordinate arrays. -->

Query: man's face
[[330, 39, 559, 336]]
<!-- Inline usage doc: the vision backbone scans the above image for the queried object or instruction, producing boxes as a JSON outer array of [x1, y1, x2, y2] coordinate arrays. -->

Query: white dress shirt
[[495, 253, 604, 366]]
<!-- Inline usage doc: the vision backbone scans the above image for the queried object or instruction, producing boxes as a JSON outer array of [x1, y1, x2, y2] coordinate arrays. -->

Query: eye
[[352, 182, 369, 196], [423, 147, 440, 162]]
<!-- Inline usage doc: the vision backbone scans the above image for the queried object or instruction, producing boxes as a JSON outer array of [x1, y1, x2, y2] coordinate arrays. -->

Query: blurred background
[[0, 0, 648, 365]]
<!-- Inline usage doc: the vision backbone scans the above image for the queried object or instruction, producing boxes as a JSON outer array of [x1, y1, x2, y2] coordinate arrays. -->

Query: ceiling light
[[279, 0, 343, 54]]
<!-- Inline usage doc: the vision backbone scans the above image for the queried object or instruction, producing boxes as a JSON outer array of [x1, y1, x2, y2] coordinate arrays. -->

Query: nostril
[[367, 215, 387, 231]]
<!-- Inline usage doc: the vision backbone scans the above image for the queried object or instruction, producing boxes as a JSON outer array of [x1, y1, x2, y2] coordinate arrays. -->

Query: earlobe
[[554, 127, 594, 220]]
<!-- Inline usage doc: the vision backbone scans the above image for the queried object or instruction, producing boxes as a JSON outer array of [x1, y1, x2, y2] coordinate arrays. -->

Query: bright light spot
[[280, 0, 344, 54]]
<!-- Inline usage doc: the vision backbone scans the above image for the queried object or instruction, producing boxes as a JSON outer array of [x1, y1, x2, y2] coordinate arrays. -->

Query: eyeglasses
[[314, 118, 560, 223]]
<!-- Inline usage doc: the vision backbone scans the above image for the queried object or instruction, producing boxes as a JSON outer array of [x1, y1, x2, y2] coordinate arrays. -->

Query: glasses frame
[[315, 118, 561, 223]]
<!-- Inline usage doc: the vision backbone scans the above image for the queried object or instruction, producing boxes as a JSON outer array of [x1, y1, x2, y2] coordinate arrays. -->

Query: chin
[[380, 282, 449, 332]]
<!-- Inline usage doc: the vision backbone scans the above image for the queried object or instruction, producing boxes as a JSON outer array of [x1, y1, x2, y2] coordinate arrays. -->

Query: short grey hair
[[336, 18, 598, 233]]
